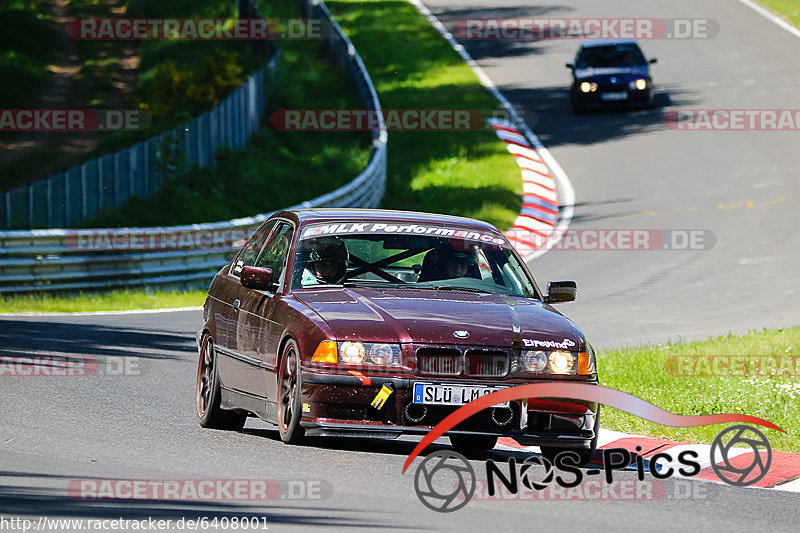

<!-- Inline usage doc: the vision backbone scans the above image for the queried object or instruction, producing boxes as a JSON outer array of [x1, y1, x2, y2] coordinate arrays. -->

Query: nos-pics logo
[[413, 425, 773, 512]]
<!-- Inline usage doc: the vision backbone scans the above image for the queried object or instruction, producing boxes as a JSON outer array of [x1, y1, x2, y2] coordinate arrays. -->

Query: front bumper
[[299, 371, 599, 447], [572, 86, 654, 108]]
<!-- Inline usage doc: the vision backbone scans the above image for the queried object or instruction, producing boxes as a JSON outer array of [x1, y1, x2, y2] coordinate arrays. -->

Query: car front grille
[[415, 346, 509, 378], [465, 349, 509, 377], [601, 82, 628, 92], [417, 348, 462, 375]]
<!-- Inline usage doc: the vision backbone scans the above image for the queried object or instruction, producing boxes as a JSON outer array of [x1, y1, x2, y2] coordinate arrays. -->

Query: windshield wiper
[[342, 280, 406, 288], [430, 285, 493, 294]]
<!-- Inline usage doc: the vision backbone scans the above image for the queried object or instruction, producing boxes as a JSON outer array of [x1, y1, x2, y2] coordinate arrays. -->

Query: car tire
[[278, 339, 305, 444], [196, 334, 247, 431], [449, 434, 498, 454], [540, 407, 600, 466]]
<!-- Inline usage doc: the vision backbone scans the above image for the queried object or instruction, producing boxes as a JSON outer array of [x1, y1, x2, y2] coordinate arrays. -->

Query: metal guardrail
[[0, 1, 279, 231], [0, 0, 387, 294]]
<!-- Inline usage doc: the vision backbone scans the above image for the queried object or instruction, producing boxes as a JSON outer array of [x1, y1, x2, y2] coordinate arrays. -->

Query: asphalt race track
[[2, 0, 800, 531], [2, 311, 799, 531], [420, 0, 800, 347]]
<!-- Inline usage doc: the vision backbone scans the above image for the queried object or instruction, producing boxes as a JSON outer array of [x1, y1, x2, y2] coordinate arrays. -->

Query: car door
[[214, 220, 277, 397], [235, 221, 295, 404]]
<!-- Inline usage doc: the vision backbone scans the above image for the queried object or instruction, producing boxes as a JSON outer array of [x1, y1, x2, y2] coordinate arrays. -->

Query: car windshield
[[576, 43, 646, 68], [291, 223, 539, 298]]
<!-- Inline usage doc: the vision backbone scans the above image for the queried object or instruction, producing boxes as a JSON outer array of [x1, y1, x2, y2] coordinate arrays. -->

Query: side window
[[232, 220, 277, 276], [254, 223, 294, 287]]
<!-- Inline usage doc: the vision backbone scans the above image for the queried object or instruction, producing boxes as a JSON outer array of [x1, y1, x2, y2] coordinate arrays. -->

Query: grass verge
[[758, 0, 800, 28], [0, 289, 206, 313], [598, 327, 800, 453], [327, 0, 522, 230]]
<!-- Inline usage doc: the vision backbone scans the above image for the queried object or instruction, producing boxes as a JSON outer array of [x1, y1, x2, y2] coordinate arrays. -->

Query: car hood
[[294, 287, 585, 349], [575, 66, 650, 82]]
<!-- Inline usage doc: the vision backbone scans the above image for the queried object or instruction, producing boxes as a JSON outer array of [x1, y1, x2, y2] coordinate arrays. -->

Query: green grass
[[327, 0, 522, 230], [0, 289, 207, 313], [598, 327, 800, 452], [759, 0, 800, 27]]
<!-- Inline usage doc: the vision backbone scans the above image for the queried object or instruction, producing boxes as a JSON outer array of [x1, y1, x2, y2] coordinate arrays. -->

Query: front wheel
[[278, 339, 305, 444], [449, 434, 498, 454], [196, 335, 246, 431]]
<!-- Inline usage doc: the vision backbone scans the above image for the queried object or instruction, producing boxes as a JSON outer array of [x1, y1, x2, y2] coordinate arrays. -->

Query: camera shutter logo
[[710, 425, 772, 487], [414, 451, 475, 512]]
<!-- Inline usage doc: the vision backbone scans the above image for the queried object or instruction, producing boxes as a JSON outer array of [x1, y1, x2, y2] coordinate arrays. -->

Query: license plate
[[412, 382, 508, 407], [601, 92, 628, 101]]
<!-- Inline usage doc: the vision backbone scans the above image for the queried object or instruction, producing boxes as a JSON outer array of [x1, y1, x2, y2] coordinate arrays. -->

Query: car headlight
[[549, 351, 575, 374], [367, 343, 401, 366], [521, 350, 548, 372], [339, 341, 366, 364], [516, 349, 595, 376], [631, 78, 648, 90], [338, 341, 401, 366], [579, 82, 597, 93]]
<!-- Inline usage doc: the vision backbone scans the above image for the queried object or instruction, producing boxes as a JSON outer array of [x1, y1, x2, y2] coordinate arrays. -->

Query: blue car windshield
[[577, 44, 646, 68]]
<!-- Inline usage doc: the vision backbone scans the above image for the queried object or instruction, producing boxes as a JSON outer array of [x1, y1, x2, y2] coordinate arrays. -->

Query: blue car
[[567, 40, 657, 112]]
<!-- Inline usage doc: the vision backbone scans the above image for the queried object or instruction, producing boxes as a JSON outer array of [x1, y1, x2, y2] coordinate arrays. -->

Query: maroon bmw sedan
[[196, 209, 599, 462]]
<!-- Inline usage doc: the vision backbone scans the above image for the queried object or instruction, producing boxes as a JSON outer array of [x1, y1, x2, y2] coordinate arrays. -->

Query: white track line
[[0, 306, 203, 317], [777, 477, 800, 493], [736, 0, 800, 40], [407, 0, 575, 262]]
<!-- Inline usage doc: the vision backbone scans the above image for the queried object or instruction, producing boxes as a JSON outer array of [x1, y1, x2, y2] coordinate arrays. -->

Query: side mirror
[[649, 58, 658, 64], [241, 266, 273, 291], [565, 63, 574, 69], [544, 280, 577, 304]]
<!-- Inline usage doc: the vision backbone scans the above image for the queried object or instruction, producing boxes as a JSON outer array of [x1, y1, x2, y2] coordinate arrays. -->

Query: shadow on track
[[0, 476, 416, 529], [0, 319, 194, 360], [240, 427, 584, 467], [500, 84, 701, 149]]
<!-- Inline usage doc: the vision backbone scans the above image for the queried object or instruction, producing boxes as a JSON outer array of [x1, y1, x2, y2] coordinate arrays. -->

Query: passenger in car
[[300, 237, 350, 286], [417, 246, 480, 282]]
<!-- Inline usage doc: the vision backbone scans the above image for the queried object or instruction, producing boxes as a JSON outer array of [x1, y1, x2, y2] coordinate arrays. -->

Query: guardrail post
[[209, 107, 218, 166], [64, 173, 70, 227], [46, 177, 52, 227], [129, 146, 137, 196], [80, 164, 87, 219], [112, 152, 120, 208], [27, 183, 33, 228], [197, 116, 205, 167]]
